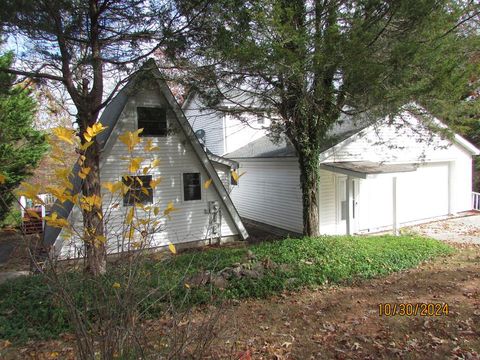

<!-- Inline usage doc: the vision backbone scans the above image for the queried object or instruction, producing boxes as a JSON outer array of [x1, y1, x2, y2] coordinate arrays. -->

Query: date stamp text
[[378, 303, 449, 316]]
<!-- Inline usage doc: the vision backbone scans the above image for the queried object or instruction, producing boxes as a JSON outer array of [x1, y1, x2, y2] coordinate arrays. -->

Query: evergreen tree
[[0, 52, 48, 222], [174, 0, 479, 235]]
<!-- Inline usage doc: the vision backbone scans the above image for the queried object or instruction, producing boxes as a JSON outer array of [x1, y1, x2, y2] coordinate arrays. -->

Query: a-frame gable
[[44, 60, 248, 256]]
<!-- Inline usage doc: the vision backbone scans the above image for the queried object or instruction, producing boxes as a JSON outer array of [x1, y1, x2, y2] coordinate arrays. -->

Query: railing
[[19, 193, 56, 234], [473, 192, 480, 211]]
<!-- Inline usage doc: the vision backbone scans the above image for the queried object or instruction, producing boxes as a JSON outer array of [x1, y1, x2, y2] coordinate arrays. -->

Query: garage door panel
[[398, 163, 449, 223]]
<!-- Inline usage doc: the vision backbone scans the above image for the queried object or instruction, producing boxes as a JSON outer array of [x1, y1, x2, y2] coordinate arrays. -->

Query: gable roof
[[44, 60, 248, 254], [226, 109, 480, 159], [226, 113, 371, 159]]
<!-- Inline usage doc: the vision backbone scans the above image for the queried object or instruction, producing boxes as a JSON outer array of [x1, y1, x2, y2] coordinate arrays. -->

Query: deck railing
[[473, 192, 480, 211]]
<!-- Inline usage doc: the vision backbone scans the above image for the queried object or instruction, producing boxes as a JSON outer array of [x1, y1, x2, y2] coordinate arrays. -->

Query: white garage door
[[398, 162, 449, 223]]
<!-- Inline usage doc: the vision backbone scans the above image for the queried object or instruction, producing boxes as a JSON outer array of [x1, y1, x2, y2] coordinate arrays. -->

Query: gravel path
[[406, 214, 480, 244]]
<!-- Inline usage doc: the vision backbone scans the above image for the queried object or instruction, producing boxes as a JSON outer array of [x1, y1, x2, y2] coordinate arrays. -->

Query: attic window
[[123, 175, 153, 206], [183, 173, 201, 201], [137, 107, 167, 136]]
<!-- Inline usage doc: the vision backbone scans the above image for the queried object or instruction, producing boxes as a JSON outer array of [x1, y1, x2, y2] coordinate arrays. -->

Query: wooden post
[[448, 161, 454, 215], [392, 176, 399, 236], [346, 176, 351, 235], [19, 196, 26, 218]]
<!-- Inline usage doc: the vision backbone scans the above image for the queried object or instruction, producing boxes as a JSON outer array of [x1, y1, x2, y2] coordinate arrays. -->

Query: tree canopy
[[0, 52, 48, 222], [173, 0, 479, 234]]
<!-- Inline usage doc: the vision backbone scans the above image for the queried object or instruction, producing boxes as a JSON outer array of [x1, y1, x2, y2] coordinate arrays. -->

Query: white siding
[[225, 112, 475, 236], [183, 94, 270, 156], [230, 159, 303, 233], [322, 113, 463, 164], [318, 170, 336, 234], [213, 163, 231, 193], [224, 113, 270, 155], [354, 163, 449, 233], [449, 149, 473, 213], [60, 84, 239, 259], [183, 95, 225, 155]]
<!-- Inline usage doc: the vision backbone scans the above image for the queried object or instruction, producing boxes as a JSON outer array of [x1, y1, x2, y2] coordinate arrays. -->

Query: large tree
[[174, 0, 479, 235], [0, 52, 47, 222], [0, 0, 204, 274], [410, 9, 480, 190]]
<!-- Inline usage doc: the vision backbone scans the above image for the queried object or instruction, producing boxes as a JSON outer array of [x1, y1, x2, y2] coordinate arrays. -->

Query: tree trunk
[[299, 152, 320, 237], [81, 137, 106, 276]]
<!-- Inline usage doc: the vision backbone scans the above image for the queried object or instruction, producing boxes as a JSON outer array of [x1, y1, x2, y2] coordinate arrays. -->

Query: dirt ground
[[1, 243, 479, 359]]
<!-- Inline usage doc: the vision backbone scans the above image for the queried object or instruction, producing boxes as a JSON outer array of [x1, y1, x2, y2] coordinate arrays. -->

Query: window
[[341, 200, 347, 221], [183, 173, 201, 201], [123, 175, 153, 206], [137, 107, 167, 136]]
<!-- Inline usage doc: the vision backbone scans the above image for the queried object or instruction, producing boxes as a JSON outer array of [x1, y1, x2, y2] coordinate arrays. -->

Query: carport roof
[[320, 161, 418, 179]]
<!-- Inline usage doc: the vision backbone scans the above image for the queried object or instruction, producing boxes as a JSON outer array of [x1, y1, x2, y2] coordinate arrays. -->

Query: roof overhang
[[207, 152, 239, 169], [320, 161, 418, 179]]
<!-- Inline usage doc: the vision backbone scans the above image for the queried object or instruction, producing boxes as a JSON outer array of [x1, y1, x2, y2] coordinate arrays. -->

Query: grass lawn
[[0, 234, 453, 343]]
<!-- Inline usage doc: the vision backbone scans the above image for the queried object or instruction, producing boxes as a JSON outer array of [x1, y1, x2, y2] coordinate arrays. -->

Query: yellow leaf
[[52, 127, 76, 145], [151, 159, 160, 168], [231, 170, 246, 183], [168, 243, 177, 254], [84, 122, 107, 142], [102, 181, 123, 193], [132, 241, 142, 249], [0, 173, 6, 184], [26, 209, 41, 219], [112, 282, 121, 289], [55, 168, 71, 181], [126, 207, 134, 224], [79, 141, 94, 151], [44, 212, 70, 228], [94, 235, 107, 245], [184, 283, 190, 289], [144, 138, 160, 152], [80, 195, 102, 212], [150, 178, 161, 188], [128, 158, 143, 173], [163, 201, 178, 217], [45, 185, 72, 204], [16, 182, 42, 203], [142, 166, 150, 175], [118, 129, 143, 152], [153, 207, 160, 216], [49, 351, 59, 359], [204, 178, 213, 189], [78, 167, 91, 180]]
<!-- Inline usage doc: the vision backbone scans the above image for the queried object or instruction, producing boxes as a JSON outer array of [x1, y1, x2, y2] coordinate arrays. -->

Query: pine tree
[[174, 0, 479, 235], [0, 53, 48, 222]]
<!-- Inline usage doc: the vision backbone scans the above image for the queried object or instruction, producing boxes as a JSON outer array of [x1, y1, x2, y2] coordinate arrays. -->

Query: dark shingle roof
[[226, 113, 372, 159]]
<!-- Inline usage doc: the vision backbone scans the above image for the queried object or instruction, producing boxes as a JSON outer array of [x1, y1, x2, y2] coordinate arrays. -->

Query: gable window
[[123, 175, 153, 206], [137, 107, 167, 136], [183, 173, 201, 201]]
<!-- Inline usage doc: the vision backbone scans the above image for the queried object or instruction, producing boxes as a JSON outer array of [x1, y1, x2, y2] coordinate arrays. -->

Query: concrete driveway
[[406, 213, 480, 244]]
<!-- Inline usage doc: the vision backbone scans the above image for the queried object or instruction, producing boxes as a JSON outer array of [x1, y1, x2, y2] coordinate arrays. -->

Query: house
[[183, 100, 479, 235], [44, 60, 248, 259], [183, 91, 272, 156]]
